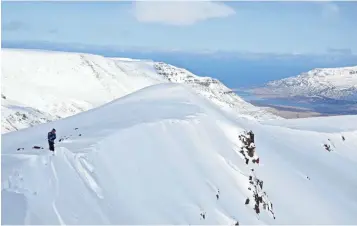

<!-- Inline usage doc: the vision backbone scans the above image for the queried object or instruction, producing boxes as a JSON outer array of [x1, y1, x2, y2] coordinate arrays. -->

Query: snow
[[263, 115, 357, 133], [1, 49, 164, 133], [1, 49, 278, 133], [153, 62, 280, 121], [258, 66, 357, 100], [2, 83, 357, 224]]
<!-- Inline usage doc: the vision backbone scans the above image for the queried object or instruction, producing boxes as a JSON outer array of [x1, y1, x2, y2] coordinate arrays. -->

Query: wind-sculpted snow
[[1, 49, 278, 133], [2, 84, 357, 224]]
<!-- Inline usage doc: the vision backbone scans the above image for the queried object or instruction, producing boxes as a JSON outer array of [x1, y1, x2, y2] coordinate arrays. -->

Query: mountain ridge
[[2, 49, 357, 225], [1, 48, 278, 134], [2, 82, 357, 224], [253, 65, 357, 101]]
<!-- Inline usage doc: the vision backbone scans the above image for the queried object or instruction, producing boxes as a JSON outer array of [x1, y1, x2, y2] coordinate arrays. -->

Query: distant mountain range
[[252, 66, 357, 102]]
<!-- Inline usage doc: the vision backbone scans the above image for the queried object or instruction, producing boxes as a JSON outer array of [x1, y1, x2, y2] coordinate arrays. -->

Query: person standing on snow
[[48, 128, 56, 152]]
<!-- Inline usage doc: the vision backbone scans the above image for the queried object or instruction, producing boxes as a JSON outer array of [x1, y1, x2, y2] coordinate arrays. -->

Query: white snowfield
[[2, 83, 357, 225], [257, 66, 357, 100], [1, 49, 163, 133], [1, 49, 278, 134]]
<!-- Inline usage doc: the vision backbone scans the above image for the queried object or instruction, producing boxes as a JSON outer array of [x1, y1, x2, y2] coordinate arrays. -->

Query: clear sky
[[2, 1, 357, 54]]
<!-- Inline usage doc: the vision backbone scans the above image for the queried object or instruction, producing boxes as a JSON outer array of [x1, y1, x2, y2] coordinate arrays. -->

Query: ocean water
[[234, 90, 314, 109]]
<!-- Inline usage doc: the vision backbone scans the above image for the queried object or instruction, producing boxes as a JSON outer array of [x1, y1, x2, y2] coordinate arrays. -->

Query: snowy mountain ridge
[[153, 62, 279, 121], [256, 66, 357, 100], [1, 49, 163, 133], [2, 49, 357, 225], [1, 49, 278, 134], [2, 82, 357, 225]]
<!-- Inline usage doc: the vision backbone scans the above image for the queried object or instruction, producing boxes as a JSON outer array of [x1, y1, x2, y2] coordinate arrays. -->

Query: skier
[[48, 128, 56, 152]]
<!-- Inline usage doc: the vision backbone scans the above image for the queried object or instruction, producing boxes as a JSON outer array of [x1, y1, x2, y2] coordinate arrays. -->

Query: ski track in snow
[[68, 150, 103, 199], [50, 157, 65, 225]]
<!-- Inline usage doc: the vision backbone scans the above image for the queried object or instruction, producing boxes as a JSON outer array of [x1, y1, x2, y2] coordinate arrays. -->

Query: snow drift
[[2, 83, 357, 225]]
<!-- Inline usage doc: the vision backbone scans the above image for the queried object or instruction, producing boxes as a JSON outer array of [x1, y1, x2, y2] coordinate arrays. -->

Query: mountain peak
[[260, 65, 357, 100]]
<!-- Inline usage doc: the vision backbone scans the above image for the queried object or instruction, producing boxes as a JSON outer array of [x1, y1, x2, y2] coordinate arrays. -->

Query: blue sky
[[2, 1, 357, 54]]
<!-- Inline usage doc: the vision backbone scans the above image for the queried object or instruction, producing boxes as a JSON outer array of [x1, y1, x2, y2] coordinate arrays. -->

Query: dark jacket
[[48, 131, 56, 143], [248, 131, 255, 143]]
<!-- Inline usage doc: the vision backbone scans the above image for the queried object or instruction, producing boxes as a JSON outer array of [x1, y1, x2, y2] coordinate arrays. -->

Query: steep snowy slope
[[1, 49, 278, 133], [253, 66, 357, 100], [1, 49, 164, 133], [2, 94, 60, 132], [2, 83, 357, 225]]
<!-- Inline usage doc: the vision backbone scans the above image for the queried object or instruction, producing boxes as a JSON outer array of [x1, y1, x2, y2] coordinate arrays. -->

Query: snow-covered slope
[[1, 49, 165, 133], [255, 66, 357, 100], [154, 62, 279, 120], [1, 49, 278, 134], [2, 83, 357, 225], [2, 94, 60, 132]]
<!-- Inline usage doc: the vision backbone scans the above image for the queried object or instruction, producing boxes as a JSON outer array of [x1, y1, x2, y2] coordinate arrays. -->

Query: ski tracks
[[48, 147, 103, 225], [74, 155, 104, 199], [49, 155, 65, 225], [61, 147, 104, 200]]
